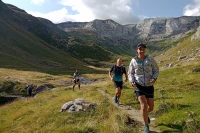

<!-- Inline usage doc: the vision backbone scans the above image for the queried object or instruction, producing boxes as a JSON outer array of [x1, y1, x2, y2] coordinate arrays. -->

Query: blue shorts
[[114, 81, 123, 89], [135, 83, 154, 98]]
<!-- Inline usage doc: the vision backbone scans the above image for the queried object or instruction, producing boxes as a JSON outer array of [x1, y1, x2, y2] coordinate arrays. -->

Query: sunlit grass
[[1, 60, 200, 132], [0, 84, 138, 133]]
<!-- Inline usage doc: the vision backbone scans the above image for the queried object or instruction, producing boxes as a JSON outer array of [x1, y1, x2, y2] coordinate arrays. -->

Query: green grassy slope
[[100, 34, 200, 132], [0, 13, 99, 74], [0, 82, 138, 133], [63, 29, 134, 57], [0, 1, 114, 74], [156, 32, 200, 68], [151, 34, 200, 132], [1, 33, 200, 133], [1, 2, 113, 65]]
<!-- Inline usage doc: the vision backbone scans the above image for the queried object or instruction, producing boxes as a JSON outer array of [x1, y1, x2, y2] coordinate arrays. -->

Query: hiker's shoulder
[[111, 65, 116, 68], [146, 54, 155, 61], [130, 56, 138, 62]]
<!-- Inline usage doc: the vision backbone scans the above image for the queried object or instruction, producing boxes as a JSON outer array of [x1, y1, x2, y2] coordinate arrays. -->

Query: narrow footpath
[[98, 90, 161, 133]]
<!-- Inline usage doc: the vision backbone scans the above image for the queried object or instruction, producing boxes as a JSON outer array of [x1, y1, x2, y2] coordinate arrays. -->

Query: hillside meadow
[[0, 68, 139, 133], [0, 63, 200, 133]]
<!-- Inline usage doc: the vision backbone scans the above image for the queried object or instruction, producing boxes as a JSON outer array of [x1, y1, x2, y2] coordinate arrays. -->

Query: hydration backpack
[[113, 65, 125, 74]]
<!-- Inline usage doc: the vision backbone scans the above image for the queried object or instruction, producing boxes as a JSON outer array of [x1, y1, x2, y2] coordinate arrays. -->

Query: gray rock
[[61, 101, 74, 111], [61, 98, 96, 113], [58, 16, 200, 47], [179, 56, 187, 60], [74, 98, 85, 105], [36, 85, 49, 93], [75, 105, 83, 111], [191, 26, 200, 41], [192, 68, 200, 72], [34, 94, 39, 98], [52, 88, 58, 90], [68, 105, 76, 112]]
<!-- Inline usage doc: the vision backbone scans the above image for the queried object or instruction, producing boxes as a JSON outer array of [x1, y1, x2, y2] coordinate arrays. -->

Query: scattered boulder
[[74, 98, 85, 105], [4, 76, 10, 79], [192, 68, 200, 72], [35, 85, 49, 93], [79, 77, 95, 85], [61, 101, 74, 111], [163, 63, 173, 68], [191, 25, 200, 41], [34, 94, 39, 98], [196, 48, 200, 53], [68, 105, 76, 112], [187, 58, 195, 62], [60, 98, 96, 112], [178, 56, 187, 60], [52, 88, 58, 91]]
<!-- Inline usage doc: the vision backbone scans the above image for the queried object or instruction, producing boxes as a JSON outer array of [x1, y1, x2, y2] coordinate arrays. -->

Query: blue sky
[[2, 0, 200, 25]]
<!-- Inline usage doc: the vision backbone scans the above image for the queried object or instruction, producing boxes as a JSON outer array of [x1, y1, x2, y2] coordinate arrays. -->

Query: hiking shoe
[[114, 96, 118, 103], [144, 125, 149, 133], [148, 116, 150, 124]]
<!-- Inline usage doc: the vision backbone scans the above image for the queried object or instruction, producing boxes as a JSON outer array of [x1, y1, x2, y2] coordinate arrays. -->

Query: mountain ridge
[[58, 16, 200, 40], [1, 0, 200, 72]]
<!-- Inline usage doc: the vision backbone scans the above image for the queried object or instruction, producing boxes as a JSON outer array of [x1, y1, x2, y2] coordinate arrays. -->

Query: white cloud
[[183, 0, 200, 16], [28, 8, 73, 23], [138, 15, 149, 20], [31, 0, 45, 5], [28, 0, 140, 24], [59, 0, 140, 24]]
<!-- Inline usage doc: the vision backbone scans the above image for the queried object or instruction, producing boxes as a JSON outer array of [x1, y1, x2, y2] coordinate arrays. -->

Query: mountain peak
[[6, 4, 26, 14]]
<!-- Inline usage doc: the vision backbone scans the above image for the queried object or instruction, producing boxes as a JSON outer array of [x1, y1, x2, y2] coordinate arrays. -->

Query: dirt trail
[[73, 77, 161, 132], [98, 90, 161, 133]]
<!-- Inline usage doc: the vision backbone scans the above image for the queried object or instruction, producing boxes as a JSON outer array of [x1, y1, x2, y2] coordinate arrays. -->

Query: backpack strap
[[121, 66, 125, 74], [113, 65, 117, 74], [113, 65, 124, 74]]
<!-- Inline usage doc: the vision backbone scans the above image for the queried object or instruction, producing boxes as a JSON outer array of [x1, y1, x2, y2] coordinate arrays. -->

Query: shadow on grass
[[155, 96, 183, 101], [0, 65, 108, 75], [157, 123, 183, 133], [149, 131, 160, 133], [179, 104, 191, 109]]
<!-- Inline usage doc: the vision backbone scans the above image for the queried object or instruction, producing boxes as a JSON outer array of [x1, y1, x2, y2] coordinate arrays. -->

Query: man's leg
[[117, 82, 123, 103], [138, 96, 149, 125], [114, 88, 120, 103], [147, 98, 154, 124], [147, 98, 154, 112], [78, 82, 80, 90], [29, 91, 31, 97], [72, 80, 76, 91], [117, 89, 122, 102]]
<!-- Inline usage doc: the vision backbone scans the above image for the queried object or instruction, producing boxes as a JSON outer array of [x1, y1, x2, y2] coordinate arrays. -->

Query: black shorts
[[74, 79, 79, 83], [135, 83, 154, 98], [114, 81, 123, 89]]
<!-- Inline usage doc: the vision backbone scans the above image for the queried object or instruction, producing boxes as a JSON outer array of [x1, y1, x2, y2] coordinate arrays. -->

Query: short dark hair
[[137, 43, 146, 49]]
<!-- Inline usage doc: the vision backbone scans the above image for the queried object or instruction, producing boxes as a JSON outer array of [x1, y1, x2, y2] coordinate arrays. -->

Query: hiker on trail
[[109, 58, 128, 104], [128, 43, 159, 133], [27, 84, 34, 97], [72, 69, 80, 90]]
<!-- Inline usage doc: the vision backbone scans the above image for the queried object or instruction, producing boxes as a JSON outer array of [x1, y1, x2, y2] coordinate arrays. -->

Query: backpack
[[113, 65, 125, 74]]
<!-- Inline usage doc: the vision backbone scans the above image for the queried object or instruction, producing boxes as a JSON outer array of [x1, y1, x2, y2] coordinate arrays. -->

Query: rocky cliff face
[[57, 16, 200, 43], [136, 16, 200, 40], [191, 25, 200, 41], [59, 19, 135, 39]]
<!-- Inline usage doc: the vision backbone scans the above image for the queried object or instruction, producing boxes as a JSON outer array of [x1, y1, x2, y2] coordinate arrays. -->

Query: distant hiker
[[109, 58, 128, 105], [128, 43, 159, 133], [72, 69, 80, 90], [27, 84, 34, 97]]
